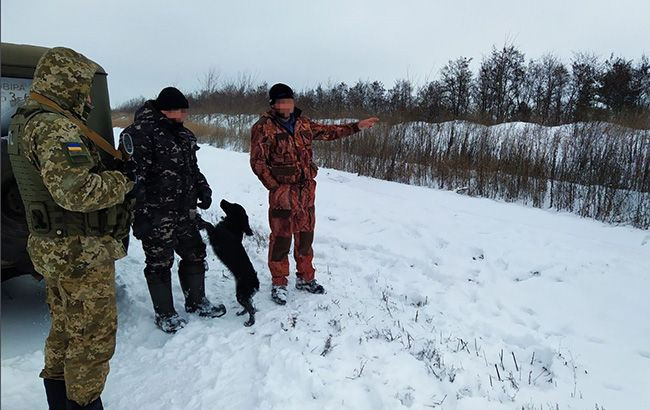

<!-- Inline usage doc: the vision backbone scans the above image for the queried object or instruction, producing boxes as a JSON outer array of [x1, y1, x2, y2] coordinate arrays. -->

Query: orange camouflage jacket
[[250, 109, 360, 190]]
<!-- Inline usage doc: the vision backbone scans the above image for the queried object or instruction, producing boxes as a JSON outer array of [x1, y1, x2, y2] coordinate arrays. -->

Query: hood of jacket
[[30, 47, 99, 120]]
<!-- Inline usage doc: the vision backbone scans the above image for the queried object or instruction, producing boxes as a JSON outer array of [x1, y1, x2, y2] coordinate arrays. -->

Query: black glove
[[125, 178, 145, 208], [131, 213, 153, 239], [197, 189, 212, 210]]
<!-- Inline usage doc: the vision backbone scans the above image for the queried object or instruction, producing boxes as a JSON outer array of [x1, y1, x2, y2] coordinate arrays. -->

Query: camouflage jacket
[[121, 101, 211, 215], [20, 47, 133, 263], [250, 109, 360, 189]]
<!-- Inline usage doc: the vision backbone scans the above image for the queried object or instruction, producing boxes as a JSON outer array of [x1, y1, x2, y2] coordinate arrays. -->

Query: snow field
[[2, 132, 649, 409]]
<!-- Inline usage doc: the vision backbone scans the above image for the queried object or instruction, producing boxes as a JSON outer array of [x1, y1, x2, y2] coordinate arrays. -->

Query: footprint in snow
[[603, 383, 623, 391], [521, 307, 536, 316], [514, 270, 541, 282], [327, 175, 351, 183], [467, 269, 482, 285], [494, 258, 509, 271], [470, 247, 485, 261], [587, 336, 605, 344], [435, 238, 449, 249]]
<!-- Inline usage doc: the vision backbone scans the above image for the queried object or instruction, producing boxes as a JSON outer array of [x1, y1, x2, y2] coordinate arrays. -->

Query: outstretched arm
[[311, 117, 380, 141]]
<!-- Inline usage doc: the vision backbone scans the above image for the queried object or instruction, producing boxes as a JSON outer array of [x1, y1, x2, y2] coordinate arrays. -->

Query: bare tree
[[417, 80, 445, 121], [567, 52, 601, 121], [636, 55, 650, 111], [476, 45, 526, 123], [197, 67, 221, 99], [388, 79, 416, 121], [347, 80, 370, 117], [526, 54, 569, 125], [599, 55, 641, 114], [440, 57, 473, 118]]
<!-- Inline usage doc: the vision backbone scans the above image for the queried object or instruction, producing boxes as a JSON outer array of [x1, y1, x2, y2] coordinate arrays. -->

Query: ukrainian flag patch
[[61, 142, 92, 165], [66, 142, 84, 153]]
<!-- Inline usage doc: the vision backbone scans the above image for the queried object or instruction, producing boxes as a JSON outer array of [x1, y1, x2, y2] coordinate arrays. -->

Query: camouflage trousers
[[268, 180, 316, 286], [140, 210, 206, 280], [28, 235, 125, 406]]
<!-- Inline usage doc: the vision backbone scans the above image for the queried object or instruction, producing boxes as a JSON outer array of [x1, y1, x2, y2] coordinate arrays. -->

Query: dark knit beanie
[[155, 87, 189, 110], [269, 83, 294, 105]]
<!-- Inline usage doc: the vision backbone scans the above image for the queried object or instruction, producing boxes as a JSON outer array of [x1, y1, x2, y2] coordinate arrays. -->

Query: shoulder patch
[[65, 142, 84, 154], [121, 132, 134, 155], [61, 142, 93, 165]]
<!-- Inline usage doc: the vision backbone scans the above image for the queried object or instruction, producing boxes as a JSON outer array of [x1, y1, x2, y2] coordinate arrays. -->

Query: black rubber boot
[[178, 260, 226, 318], [44, 379, 67, 410], [145, 270, 186, 333], [66, 397, 103, 410]]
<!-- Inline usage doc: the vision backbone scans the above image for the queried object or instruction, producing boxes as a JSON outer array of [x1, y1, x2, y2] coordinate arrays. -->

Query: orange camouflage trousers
[[268, 180, 316, 286]]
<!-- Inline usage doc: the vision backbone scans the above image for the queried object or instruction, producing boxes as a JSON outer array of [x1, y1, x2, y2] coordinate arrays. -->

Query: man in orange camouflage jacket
[[250, 83, 379, 305]]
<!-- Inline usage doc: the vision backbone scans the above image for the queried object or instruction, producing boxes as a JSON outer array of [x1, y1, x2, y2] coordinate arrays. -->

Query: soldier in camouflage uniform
[[120, 87, 226, 333], [7, 48, 134, 410], [250, 83, 379, 305]]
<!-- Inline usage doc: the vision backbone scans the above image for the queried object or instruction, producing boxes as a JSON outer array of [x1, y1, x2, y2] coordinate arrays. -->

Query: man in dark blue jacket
[[121, 87, 225, 333]]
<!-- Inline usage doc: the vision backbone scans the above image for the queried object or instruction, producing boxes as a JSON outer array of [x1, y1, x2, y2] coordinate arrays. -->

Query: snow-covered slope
[[2, 139, 649, 409]]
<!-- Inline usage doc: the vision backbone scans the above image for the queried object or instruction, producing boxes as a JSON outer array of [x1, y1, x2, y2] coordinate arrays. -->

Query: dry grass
[[112, 111, 251, 151], [111, 109, 650, 229], [111, 112, 132, 128]]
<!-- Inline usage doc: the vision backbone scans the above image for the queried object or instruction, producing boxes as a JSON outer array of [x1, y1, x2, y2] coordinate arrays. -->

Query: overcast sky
[[2, 0, 649, 107]]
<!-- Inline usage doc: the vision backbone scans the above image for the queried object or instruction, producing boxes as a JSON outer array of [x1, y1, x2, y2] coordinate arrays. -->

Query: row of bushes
[[316, 122, 649, 228], [115, 112, 647, 229]]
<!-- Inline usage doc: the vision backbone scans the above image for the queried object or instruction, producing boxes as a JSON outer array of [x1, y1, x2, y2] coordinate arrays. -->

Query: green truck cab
[[1, 42, 118, 280]]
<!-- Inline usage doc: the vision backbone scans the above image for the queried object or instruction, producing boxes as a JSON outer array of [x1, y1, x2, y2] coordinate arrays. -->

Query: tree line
[[117, 45, 650, 129]]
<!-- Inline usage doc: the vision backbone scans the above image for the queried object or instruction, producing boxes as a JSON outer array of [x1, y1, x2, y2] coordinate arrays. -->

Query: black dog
[[196, 200, 260, 326]]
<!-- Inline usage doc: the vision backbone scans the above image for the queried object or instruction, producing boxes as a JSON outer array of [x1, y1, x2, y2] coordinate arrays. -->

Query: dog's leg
[[237, 298, 256, 327], [236, 299, 258, 315]]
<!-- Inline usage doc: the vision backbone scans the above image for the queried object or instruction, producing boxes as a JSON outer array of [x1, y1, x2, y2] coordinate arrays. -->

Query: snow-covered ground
[[2, 134, 649, 409]]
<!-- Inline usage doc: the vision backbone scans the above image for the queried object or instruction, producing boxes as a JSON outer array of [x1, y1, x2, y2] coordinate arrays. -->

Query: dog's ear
[[220, 199, 232, 213]]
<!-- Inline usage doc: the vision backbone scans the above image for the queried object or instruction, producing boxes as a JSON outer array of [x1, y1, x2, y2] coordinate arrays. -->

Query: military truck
[[1, 42, 118, 281]]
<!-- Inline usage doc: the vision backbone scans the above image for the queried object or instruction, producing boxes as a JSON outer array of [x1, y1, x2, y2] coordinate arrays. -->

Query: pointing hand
[[358, 117, 380, 130]]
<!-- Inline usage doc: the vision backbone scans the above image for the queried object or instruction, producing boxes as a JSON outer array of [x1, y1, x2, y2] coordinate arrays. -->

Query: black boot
[[271, 285, 288, 305], [66, 397, 103, 410], [178, 260, 226, 318], [44, 379, 67, 410], [145, 270, 186, 333], [296, 277, 325, 294]]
